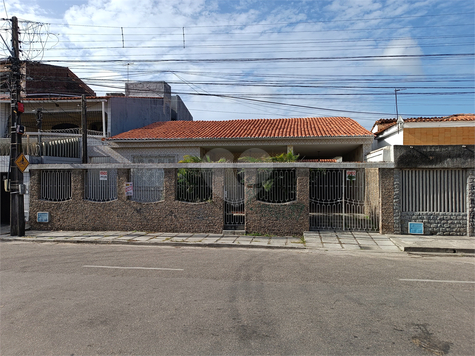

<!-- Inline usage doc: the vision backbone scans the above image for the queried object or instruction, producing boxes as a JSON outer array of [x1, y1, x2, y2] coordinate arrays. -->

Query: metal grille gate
[[309, 169, 378, 231], [224, 169, 245, 230]]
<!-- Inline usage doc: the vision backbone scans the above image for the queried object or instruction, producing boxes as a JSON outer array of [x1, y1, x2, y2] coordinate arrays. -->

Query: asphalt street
[[1, 242, 474, 355]]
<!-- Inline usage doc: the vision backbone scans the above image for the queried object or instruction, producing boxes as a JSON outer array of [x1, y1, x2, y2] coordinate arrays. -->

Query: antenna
[[2, 0, 8, 18]]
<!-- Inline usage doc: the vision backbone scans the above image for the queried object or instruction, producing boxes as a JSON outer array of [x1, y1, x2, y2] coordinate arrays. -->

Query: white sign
[[346, 170, 356, 181], [125, 182, 133, 196], [99, 171, 108, 181]]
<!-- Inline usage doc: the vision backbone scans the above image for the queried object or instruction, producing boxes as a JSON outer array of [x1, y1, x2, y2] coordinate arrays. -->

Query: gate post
[[296, 168, 309, 232], [379, 168, 395, 234]]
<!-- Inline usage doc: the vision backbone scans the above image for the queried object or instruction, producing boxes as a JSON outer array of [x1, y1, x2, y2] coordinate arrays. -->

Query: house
[[103, 116, 374, 163], [366, 114, 475, 236], [1, 61, 193, 225], [370, 113, 474, 150]]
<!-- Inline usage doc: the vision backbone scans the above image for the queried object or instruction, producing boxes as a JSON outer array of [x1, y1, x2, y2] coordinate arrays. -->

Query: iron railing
[[40, 170, 72, 201], [130, 168, 164, 203], [84, 169, 118, 202], [401, 169, 467, 212], [309, 169, 378, 231], [176, 168, 212, 202], [224, 169, 245, 229], [257, 168, 296, 203]]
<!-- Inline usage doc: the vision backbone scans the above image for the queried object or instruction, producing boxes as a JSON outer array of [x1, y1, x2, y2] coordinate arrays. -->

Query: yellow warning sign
[[15, 153, 29, 173]]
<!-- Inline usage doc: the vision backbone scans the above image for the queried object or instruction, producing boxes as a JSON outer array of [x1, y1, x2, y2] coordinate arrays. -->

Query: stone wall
[[468, 172, 475, 237], [29, 166, 311, 236], [245, 168, 309, 236], [391, 168, 474, 236], [29, 168, 223, 233], [28, 163, 405, 236], [400, 212, 466, 236]]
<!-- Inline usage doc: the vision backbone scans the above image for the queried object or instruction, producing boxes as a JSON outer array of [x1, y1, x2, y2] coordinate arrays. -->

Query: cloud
[[378, 37, 424, 75], [1, 0, 472, 126]]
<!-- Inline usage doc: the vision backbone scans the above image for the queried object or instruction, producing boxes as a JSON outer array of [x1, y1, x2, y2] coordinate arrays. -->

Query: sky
[[1, 0, 474, 129]]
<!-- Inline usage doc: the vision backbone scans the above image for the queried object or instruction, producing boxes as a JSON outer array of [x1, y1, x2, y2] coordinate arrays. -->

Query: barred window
[[176, 169, 212, 203], [257, 169, 296, 203], [401, 169, 467, 212], [40, 170, 72, 201], [84, 169, 118, 202]]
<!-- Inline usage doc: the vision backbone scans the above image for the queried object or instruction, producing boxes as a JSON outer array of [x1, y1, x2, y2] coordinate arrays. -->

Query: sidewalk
[[1, 227, 473, 253]]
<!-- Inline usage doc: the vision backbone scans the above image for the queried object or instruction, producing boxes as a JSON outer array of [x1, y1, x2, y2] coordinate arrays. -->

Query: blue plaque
[[37, 212, 50, 223], [408, 222, 423, 234]]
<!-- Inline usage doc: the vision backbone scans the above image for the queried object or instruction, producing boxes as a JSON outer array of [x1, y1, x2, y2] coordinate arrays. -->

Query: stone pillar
[[71, 169, 84, 201], [163, 168, 176, 202], [117, 169, 129, 202], [468, 171, 475, 237], [244, 168, 257, 205], [296, 168, 309, 232], [379, 168, 395, 234], [212, 168, 225, 213]]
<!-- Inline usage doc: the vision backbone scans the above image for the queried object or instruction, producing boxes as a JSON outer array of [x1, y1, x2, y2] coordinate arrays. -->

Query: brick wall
[[404, 127, 475, 145]]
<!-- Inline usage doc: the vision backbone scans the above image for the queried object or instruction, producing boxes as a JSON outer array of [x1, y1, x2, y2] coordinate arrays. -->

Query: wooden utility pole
[[10, 16, 25, 236]]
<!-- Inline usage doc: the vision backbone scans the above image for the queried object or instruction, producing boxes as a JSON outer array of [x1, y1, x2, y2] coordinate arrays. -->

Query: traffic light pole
[[10, 16, 25, 236]]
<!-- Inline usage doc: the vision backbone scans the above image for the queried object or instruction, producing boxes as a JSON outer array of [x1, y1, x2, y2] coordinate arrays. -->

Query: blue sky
[[1, 0, 474, 129]]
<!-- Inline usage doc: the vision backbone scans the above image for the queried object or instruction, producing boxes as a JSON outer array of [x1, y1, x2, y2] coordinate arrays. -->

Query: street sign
[[15, 153, 29, 173]]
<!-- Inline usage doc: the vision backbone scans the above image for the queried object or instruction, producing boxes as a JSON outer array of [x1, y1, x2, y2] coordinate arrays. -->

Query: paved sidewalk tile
[[217, 236, 239, 243], [199, 236, 221, 243], [130, 236, 153, 242], [342, 244, 362, 250], [323, 243, 343, 250], [250, 238, 270, 246], [269, 237, 288, 247], [235, 237, 254, 245], [186, 236, 207, 242]]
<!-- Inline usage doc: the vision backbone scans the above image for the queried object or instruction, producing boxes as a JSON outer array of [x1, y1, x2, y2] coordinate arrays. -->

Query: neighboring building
[[103, 117, 374, 163], [366, 114, 475, 237], [0, 61, 96, 99], [370, 113, 475, 150], [0, 61, 193, 225]]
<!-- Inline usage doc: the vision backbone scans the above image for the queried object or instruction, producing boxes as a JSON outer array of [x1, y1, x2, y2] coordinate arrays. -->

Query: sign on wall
[[125, 182, 133, 196], [99, 171, 108, 181], [346, 170, 356, 181]]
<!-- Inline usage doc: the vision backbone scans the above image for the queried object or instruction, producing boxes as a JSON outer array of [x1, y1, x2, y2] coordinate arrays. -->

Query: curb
[[0, 237, 306, 250], [403, 246, 475, 254]]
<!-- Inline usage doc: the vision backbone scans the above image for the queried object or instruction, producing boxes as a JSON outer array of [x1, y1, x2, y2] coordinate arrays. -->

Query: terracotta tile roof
[[110, 117, 373, 140], [372, 113, 475, 135], [300, 158, 338, 162]]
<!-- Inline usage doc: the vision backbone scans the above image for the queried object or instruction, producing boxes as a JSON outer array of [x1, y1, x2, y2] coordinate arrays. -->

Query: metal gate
[[309, 169, 378, 231], [224, 169, 245, 230]]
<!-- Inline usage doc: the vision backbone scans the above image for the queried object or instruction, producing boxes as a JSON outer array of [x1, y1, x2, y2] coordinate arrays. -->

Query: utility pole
[[9, 16, 25, 236], [81, 94, 88, 163], [394, 88, 400, 119]]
